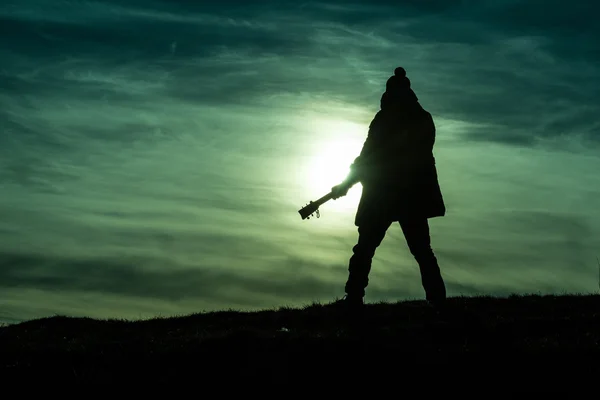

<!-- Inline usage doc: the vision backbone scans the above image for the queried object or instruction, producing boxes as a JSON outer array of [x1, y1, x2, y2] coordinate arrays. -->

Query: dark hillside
[[2, 294, 600, 387]]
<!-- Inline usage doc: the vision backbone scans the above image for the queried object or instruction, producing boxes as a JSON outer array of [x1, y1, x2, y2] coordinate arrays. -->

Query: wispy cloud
[[1, 0, 599, 324]]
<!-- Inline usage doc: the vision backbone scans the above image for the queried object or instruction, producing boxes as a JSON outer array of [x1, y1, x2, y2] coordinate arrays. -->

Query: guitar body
[[298, 192, 334, 220]]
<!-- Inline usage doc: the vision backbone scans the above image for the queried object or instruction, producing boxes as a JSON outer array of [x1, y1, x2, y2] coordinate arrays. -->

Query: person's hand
[[331, 182, 351, 199]]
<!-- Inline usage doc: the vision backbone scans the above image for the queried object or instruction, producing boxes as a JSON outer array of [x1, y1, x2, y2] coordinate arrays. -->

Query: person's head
[[385, 67, 411, 93], [381, 67, 418, 108]]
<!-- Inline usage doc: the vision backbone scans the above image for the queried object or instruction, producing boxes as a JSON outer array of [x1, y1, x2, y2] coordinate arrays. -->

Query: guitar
[[298, 191, 334, 220]]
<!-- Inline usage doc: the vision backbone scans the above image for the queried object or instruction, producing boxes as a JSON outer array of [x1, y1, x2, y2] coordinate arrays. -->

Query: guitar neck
[[314, 191, 334, 206], [298, 191, 335, 220]]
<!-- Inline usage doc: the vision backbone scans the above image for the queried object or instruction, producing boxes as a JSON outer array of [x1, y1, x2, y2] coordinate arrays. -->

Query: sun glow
[[303, 119, 366, 212]]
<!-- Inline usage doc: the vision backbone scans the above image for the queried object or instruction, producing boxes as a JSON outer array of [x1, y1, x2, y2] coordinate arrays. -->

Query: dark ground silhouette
[[2, 294, 600, 386]]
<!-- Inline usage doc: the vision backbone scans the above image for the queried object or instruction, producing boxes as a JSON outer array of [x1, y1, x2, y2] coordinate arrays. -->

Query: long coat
[[346, 102, 445, 227]]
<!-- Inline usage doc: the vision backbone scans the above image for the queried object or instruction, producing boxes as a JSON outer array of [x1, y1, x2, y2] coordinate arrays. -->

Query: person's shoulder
[[418, 108, 436, 132], [424, 110, 435, 123], [415, 105, 433, 121], [373, 109, 387, 119], [369, 109, 386, 126]]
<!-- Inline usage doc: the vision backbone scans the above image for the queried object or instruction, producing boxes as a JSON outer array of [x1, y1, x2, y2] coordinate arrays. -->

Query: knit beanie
[[380, 67, 419, 108]]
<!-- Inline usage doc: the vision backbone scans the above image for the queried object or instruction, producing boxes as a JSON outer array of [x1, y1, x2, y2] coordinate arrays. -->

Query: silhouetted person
[[331, 67, 446, 309]]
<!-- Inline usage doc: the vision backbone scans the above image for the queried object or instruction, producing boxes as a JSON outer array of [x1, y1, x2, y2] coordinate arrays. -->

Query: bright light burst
[[304, 119, 366, 212]]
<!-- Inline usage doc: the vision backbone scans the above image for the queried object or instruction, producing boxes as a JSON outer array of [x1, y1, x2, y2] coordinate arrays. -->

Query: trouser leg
[[345, 219, 391, 297], [399, 218, 446, 302]]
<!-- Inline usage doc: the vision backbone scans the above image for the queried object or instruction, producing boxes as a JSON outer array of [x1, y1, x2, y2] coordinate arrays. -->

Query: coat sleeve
[[403, 111, 436, 166], [414, 111, 436, 153], [342, 112, 384, 186]]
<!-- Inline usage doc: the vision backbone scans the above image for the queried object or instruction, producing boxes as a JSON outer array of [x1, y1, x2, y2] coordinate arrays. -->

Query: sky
[[1, 0, 599, 325]]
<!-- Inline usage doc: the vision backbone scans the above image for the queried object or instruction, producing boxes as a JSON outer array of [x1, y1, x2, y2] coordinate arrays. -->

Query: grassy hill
[[2, 294, 600, 386]]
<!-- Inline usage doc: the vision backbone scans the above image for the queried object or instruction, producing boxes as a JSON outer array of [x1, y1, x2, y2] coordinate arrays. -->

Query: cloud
[[1, 0, 599, 323], [0, 251, 343, 308], [3, 0, 598, 149]]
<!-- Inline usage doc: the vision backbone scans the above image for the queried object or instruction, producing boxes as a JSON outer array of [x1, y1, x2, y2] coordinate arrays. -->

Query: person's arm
[[399, 111, 436, 167], [331, 113, 383, 198], [412, 111, 435, 154]]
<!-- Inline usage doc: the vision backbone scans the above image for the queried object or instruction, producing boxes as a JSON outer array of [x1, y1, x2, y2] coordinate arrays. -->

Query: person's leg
[[344, 219, 392, 299], [398, 218, 446, 304]]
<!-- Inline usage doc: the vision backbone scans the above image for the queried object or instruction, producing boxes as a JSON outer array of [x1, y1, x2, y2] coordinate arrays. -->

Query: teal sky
[[1, 0, 599, 325]]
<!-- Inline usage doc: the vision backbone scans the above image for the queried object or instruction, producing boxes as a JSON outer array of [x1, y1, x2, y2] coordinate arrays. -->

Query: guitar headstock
[[298, 201, 321, 220]]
